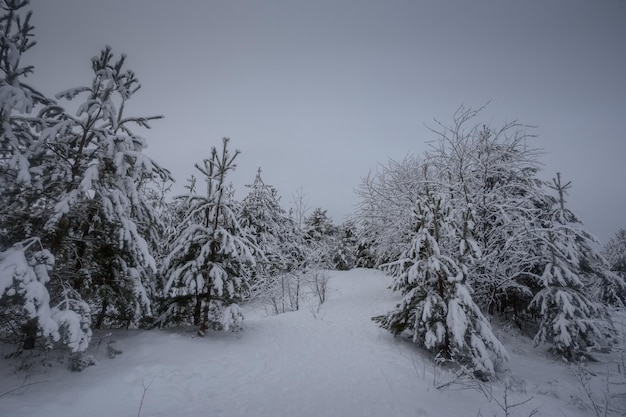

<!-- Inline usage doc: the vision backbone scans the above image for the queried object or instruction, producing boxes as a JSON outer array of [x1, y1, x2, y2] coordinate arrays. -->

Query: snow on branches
[[361, 106, 620, 373], [0, 238, 91, 352], [529, 173, 621, 359], [161, 138, 255, 332], [376, 190, 508, 377]]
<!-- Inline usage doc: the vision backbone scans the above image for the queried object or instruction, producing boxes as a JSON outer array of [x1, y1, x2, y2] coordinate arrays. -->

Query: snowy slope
[[1, 269, 621, 417]]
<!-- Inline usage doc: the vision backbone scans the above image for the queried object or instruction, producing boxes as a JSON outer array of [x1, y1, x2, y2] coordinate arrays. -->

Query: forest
[[1, 0, 626, 388]]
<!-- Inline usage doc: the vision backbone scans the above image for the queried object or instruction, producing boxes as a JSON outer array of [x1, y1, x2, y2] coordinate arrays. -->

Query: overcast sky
[[26, 0, 626, 244]]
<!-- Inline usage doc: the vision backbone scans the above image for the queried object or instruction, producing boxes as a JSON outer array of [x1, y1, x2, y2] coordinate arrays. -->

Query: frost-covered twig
[[437, 370, 538, 417], [569, 362, 626, 417], [492, 382, 536, 417], [137, 377, 153, 417]]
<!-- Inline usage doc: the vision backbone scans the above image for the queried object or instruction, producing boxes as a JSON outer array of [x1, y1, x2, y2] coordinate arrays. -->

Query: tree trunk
[[95, 299, 109, 329], [193, 296, 202, 326], [199, 277, 212, 334], [22, 318, 38, 350]]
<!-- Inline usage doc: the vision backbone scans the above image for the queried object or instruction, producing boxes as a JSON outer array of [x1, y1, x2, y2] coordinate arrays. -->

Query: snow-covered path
[[1, 269, 601, 417]]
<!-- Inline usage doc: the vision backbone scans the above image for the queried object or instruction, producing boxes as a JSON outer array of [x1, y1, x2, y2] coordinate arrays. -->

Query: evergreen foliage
[[530, 174, 621, 358], [332, 221, 357, 271], [1, 1, 170, 350], [604, 228, 626, 278], [36, 46, 170, 328], [375, 185, 508, 377], [0, 0, 52, 185], [239, 168, 306, 314], [303, 207, 338, 269], [0, 238, 91, 352], [161, 138, 255, 332], [0, 1, 622, 372], [358, 106, 621, 371], [420, 109, 550, 317], [0, 0, 91, 351]]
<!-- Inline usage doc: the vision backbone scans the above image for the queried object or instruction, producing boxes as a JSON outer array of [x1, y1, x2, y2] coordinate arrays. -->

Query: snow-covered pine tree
[[375, 184, 508, 378], [239, 168, 306, 314], [162, 138, 255, 333], [0, 0, 55, 249], [530, 173, 620, 359], [29, 46, 172, 328], [0, 0, 92, 351], [0, 0, 53, 187]]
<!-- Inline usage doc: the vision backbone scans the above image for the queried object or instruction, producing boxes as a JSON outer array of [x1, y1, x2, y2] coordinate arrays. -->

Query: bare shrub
[[307, 269, 330, 306]]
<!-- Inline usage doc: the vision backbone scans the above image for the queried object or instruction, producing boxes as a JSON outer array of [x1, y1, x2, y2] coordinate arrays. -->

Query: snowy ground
[[1, 269, 625, 417]]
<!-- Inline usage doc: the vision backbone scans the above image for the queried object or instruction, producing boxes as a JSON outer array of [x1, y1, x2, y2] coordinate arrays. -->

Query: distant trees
[[357, 106, 623, 373], [601, 228, 626, 305], [237, 173, 354, 314], [302, 207, 335, 269], [333, 221, 358, 271], [604, 229, 626, 279]]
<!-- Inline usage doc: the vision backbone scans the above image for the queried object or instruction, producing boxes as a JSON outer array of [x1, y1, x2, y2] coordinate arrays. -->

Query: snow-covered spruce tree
[[530, 173, 621, 359], [33, 47, 171, 328], [375, 184, 508, 378], [239, 168, 306, 314], [332, 221, 357, 271], [162, 138, 255, 333]]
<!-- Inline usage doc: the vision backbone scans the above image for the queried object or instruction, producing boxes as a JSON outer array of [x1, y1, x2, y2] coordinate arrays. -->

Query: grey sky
[[27, 0, 626, 243]]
